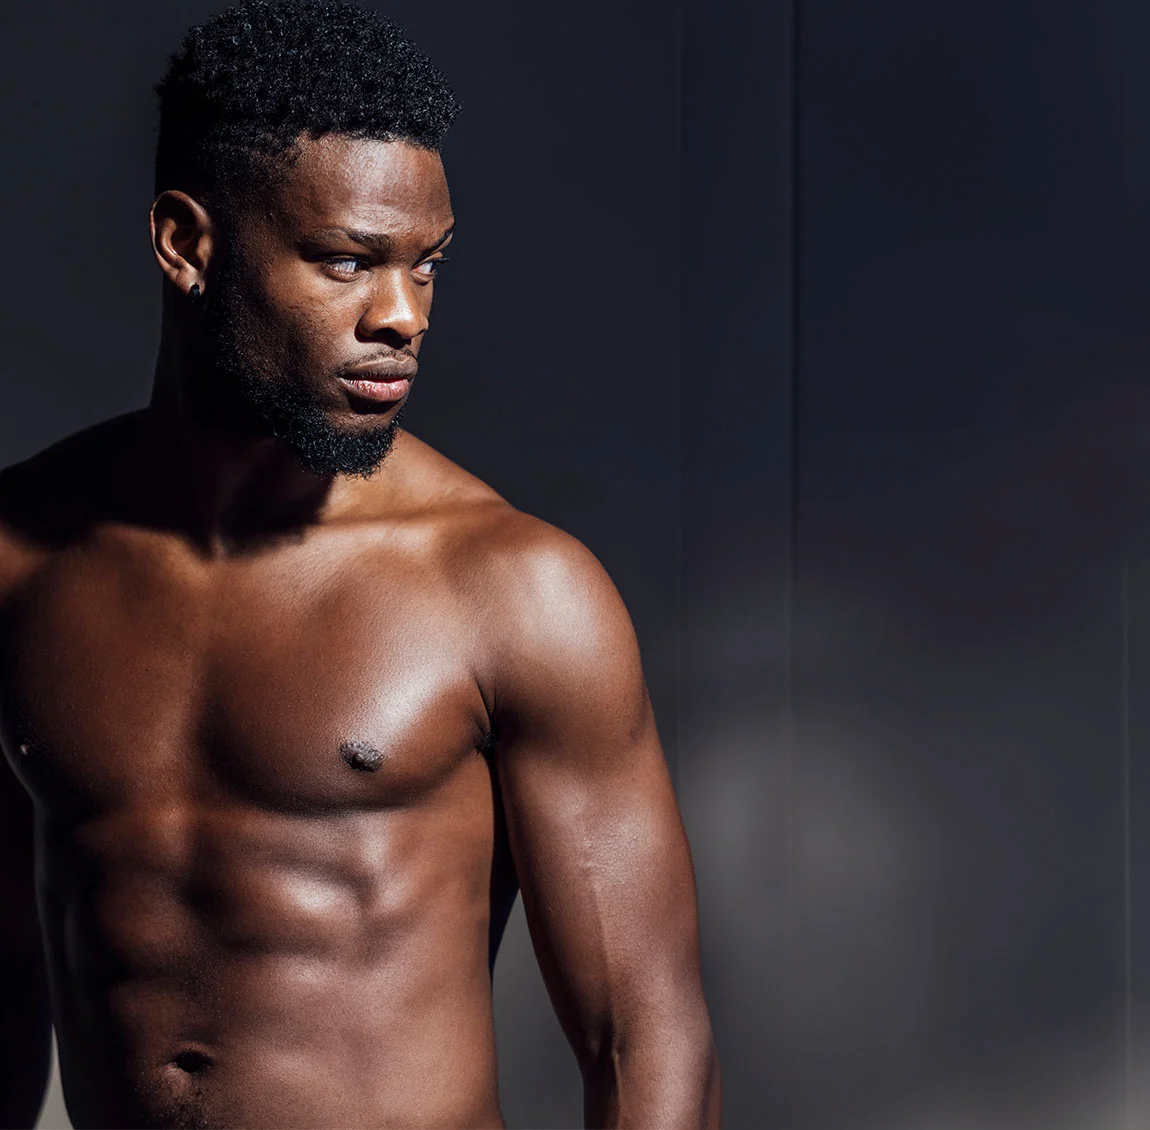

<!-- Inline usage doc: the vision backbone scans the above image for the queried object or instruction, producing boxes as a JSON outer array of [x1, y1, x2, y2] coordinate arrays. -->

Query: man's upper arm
[[0, 704, 53, 1129], [0, 502, 54, 1127], [0, 757, 38, 953], [484, 520, 715, 1116], [0, 507, 40, 958]]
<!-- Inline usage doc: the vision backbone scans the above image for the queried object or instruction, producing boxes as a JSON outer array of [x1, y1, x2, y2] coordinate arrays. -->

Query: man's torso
[[0, 418, 525, 1129]]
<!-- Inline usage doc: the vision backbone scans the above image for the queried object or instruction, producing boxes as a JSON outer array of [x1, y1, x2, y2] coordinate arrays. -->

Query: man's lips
[[338, 357, 416, 403]]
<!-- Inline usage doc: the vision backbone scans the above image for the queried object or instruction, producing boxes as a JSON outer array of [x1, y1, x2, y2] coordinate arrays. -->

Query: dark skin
[[0, 135, 720, 1129]]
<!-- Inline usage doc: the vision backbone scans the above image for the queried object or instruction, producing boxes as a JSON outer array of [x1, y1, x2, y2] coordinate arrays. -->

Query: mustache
[[343, 347, 415, 365], [335, 348, 417, 380]]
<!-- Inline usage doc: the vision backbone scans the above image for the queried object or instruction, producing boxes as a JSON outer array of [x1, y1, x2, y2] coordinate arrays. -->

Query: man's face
[[200, 134, 455, 477]]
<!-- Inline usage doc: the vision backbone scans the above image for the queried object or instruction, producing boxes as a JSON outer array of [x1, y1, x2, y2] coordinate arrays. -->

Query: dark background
[[2, 1, 1148, 1128]]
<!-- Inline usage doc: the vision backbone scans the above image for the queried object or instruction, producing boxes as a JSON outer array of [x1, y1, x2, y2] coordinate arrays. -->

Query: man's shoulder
[[464, 505, 608, 605], [393, 432, 576, 558], [0, 451, 58, 600], [425, 479, 599, 599], [437, 510, 628, 688], [392, 433, 616, 621], [0, 414, 146, 535], [0, 413, 146, 596], [408, 455, 644, 726]]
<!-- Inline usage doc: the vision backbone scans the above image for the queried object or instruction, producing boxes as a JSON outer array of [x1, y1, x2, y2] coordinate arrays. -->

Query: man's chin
[[203, 353, 407, 476], [279, 406, 406, 479]]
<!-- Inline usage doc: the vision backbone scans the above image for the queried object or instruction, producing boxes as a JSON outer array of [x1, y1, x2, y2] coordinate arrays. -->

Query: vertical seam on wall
[[1122, 557, 1133, 1130], [784, 0, 801, 957], [673, 1, 684, 794]]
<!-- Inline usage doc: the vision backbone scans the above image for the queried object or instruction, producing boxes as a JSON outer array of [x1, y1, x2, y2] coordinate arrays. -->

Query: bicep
[[0, 521, 41, 952], [498, 718, 703, 1066], [0, 756, 52, 1127], [0, 757, 39, 954]]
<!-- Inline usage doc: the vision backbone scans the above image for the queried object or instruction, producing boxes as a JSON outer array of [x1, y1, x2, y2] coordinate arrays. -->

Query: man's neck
[[148, 333, 342, 555], [155, 406, 339, 551]]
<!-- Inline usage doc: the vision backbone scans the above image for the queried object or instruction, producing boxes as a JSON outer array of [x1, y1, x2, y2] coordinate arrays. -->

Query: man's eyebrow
[[304, 227, 392, 252], [303, 224, 455, 255], [422, 224, 456, 254]]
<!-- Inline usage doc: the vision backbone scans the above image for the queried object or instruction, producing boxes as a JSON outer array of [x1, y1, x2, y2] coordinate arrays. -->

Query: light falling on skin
[[277, 873, 354, 919]]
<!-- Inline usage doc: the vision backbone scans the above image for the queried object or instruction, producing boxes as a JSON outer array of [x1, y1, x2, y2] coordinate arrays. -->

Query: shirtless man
[[0, 3, 718, 1128]]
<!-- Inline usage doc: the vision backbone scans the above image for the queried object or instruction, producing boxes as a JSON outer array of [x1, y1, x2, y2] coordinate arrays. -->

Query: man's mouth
[[338, 356, 416, 403], [339, 375, 411, 403]]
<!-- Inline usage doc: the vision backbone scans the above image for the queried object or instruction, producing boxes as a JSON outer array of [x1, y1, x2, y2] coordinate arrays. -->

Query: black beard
[[192, 260, 406, 479], [231, 367, 407, 479]]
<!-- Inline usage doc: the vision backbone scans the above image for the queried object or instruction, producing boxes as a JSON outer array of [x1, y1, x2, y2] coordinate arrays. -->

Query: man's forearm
[[582, 1029, 721, 1130], [0, 947, 53, 1130]]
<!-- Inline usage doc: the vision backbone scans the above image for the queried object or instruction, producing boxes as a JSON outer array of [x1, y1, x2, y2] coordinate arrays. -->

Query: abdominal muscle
[[38, 796, 507, 1130]]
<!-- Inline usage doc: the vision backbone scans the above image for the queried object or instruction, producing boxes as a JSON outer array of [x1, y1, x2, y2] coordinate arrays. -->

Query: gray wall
[[684, 1, 1149, 1127], [3, 1, 1149, 1128], [763, 2, 1148, 1127]]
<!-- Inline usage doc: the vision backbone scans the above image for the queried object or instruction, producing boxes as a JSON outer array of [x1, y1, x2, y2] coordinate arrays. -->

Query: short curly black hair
[[154, 1, 460, 203]]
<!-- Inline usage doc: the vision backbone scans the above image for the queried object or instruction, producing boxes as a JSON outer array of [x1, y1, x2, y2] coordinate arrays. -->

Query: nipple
[[339, 740, 386, 772], [169, 1049, 212, 1074]]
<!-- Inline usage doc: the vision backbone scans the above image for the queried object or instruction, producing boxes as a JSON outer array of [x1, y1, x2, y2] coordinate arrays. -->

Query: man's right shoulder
[[0, 412, 146, 600], [0, 459, 51, 601]]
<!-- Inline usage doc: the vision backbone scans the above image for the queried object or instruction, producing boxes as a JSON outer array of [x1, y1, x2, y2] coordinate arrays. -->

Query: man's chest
[[0, 531, 493, 818]]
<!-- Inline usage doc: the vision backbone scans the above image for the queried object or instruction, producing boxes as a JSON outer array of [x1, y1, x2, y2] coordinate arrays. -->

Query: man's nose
[[357, 269, 428, 344]]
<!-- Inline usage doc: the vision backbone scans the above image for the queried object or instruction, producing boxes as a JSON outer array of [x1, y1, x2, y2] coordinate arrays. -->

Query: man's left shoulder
[[450, 510, 642, 707], [398, 438, 603, 593], [449, 503, 651, 754], [457, 503, 618, 617], [394, 434, 628, 642]]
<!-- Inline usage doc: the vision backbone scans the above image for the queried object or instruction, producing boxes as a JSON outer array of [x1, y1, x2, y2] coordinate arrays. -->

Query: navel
[[339, 740, 387, 773]]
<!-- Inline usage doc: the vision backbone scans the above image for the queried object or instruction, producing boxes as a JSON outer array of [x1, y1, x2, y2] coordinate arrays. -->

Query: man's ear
[[150, 190, 215, 297]]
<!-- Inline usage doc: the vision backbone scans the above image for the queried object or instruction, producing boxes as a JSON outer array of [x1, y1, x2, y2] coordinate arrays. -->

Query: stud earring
[[189, 283, 202, 302]]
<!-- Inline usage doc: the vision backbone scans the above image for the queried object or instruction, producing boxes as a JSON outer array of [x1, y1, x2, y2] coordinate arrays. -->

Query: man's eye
[[414, 256, 449, 280], [324, 256, 368, 276]]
